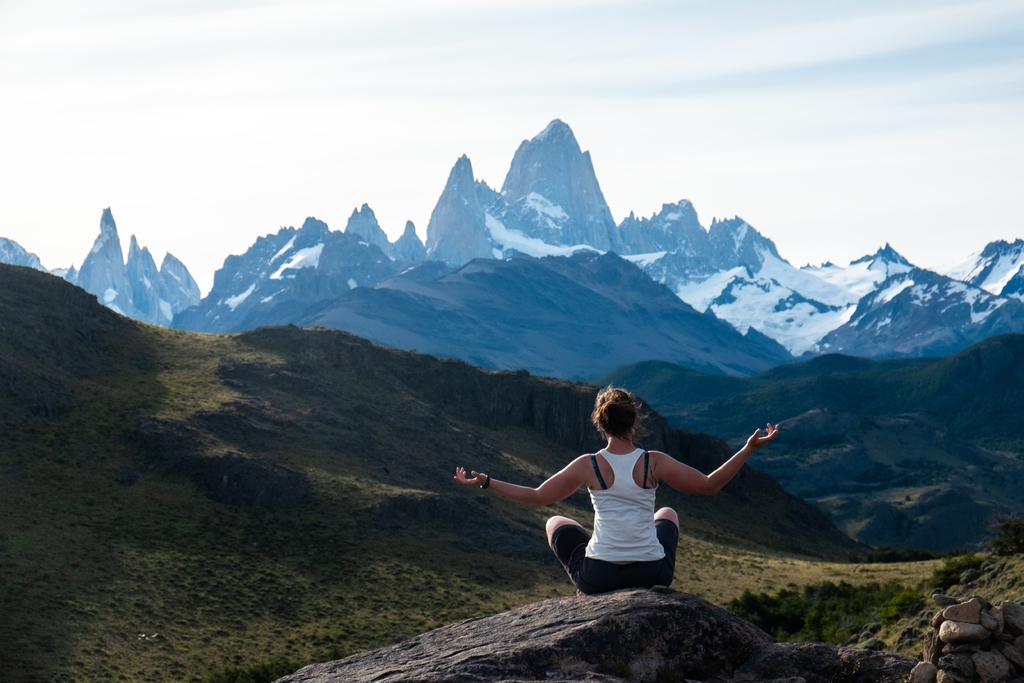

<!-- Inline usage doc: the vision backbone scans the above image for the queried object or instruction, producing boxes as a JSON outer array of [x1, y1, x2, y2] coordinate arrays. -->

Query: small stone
[[858, 637, 886, 651], [936, 671, 970, 683], [934, 594, 960, 607], [938, 653, 977, 681], [992, 641, 1024, 670], [965, 595, 992, 610], [924, 629, 943, 666], [934, 611, 949, 627], [999, 601, 1024, 637], [898, 628, 925, 646], [960, 569, 981, 585], [972, 650, 1012, 683], [980, 610, 1000, 632], [944, 639, 989, 653], [910, 661, 938, 683], [945, 599, 983, 624], [1015, 635, 1024, 653], [995, 633, 1013, 643], [940, 619, 992, 643], [990, 606, 1006, 634]]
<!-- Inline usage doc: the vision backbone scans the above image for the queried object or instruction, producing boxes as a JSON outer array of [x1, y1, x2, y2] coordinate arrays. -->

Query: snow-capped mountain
[[417, 121, 914, 355], [498, 119, 621, 252], [131, 118, 1024, 366], [939, 239, 1024, 300], [417, 119, 1024, 360], [0, 238, 46, 271], [345, 204, 395, 257], [173, 216, 412, 333], [59, 208, 201, 326], [819, 268, 1024, 358]]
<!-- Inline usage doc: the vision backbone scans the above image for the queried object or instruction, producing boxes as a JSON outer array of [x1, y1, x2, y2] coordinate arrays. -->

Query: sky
[[1, 0, 1022, 295]]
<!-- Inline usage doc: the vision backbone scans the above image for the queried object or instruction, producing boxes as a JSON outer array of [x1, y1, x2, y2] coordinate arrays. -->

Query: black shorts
[[549, 520, 679, 595]]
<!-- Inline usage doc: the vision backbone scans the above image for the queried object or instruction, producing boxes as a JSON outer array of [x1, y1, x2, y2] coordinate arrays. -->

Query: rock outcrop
[[275, 588, 915, 683]]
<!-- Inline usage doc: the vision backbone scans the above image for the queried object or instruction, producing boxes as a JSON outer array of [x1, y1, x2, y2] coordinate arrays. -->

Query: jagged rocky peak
[[344, 204, 392, 257], [617, 199, 709, 256], [159, 253, 201, 308], [391, 220, 426, 262], [852, 243, 913, 267], [126, 235, 165, 325], [76, 207, 133, 316], [0, 237, 46, 271], [425, 155, 493, 265], [499, 119, 620, 251], [708, 216, 783, 270]]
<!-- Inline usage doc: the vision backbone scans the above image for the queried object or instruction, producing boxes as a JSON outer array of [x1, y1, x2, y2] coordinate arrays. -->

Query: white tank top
[[585, 448, 665, 562]]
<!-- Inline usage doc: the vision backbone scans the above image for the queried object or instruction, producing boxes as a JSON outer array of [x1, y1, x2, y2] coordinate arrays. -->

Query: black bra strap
[[591, 453, 608, 490], [642, 450, 650, 489]]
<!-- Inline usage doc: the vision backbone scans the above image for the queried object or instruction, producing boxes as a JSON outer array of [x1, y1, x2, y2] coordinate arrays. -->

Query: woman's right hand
[[744, 423, 779, 452], [454, 467, 487, 487]]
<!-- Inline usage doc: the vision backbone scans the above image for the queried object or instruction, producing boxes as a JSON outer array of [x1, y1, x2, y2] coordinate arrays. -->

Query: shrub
[[727, 581, 916, 645], [877, 589, 923, 625], [991, 517, 1024, 556], [925, 554, 985, 592], [202, 657, 299, 683]]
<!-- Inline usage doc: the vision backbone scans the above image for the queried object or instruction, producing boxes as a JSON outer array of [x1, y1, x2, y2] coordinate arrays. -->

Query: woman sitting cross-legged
[[454, 386, 778, 596]]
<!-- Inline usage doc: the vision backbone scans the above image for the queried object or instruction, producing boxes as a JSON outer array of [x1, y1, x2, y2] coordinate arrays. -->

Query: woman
[[454, 386, 778, 595]]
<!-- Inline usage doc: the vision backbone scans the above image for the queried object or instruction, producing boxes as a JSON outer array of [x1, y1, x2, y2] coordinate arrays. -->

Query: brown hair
[[591, 386, 647, 439]]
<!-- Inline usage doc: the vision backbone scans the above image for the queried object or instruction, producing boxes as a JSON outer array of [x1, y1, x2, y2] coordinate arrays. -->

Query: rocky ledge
[[275, 588, 914, 683]]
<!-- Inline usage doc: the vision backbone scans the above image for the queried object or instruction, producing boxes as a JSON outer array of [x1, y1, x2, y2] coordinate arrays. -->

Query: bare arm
[[453, 456, 590, 507], [655, 424, 779, 495]]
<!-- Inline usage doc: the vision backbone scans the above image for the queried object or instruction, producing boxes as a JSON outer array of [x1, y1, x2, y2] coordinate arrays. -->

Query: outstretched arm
[[655, 424, 779, 496], [453, 456, 589, 507]]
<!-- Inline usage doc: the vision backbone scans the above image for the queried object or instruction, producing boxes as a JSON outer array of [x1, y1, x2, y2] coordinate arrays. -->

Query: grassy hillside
[[596, 342, 1024, 550], [0, 264, 925, 683]]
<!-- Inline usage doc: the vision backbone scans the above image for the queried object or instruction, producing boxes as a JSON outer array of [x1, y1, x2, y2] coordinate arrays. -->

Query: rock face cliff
[[499, 119, 621, 252], [275, 588, 915, 683], [425, 155, 496, 264]]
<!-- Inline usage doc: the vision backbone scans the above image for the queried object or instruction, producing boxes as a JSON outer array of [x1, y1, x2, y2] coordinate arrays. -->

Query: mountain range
[[3, 120, 1022, 372], [168, 119, 1024, 370]]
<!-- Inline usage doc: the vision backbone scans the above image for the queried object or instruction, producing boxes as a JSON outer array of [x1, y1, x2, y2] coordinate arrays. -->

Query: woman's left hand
[[454, 466, 487, 487]]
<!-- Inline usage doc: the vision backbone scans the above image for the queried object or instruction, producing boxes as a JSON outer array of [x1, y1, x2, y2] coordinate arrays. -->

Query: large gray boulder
[[275, 588, 915, 683]]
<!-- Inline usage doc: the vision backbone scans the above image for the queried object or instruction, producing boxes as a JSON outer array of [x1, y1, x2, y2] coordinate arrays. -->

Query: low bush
[[201, 657, 299, 683], [727, 581, 917, 645], [925, 554, 985, 592], [991, 518, 1024, 556], [877, 588, 923, 625]]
